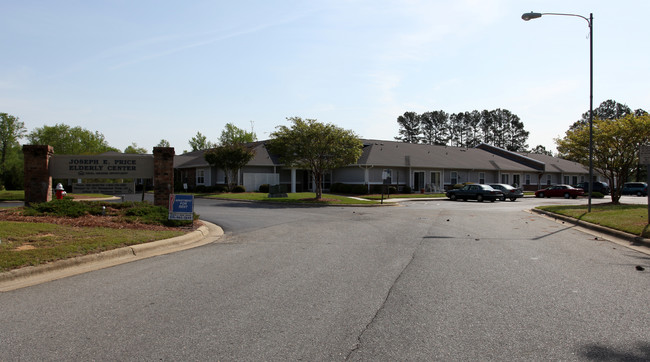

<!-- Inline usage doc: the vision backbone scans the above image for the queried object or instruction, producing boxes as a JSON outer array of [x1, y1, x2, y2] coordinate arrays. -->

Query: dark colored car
[[446, 184, 504, 202], [576, 181, 610, 195], [621, 182, 648, 196], [489, 184, 524, 201], [535, 184, 584, 199]]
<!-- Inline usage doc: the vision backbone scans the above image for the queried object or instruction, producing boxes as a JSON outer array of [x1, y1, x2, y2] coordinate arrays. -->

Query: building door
[[430, 171, 441, 192], [414, 171, 425, 191]]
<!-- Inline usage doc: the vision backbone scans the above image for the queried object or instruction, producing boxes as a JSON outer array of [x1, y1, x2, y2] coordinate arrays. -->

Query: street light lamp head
[[522, 12, 542, 21]]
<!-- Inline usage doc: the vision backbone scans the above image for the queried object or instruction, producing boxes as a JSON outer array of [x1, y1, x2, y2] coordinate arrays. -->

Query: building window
[[564, 175, 570, 184], [197, 169, 205, 185], [451, 171, 458, 185], [525, 174, 531, 185], [546, 175, 552, 185], [479, 172, 485, 184], [513, 174, 520, 187], [501, 173, 509, 184]]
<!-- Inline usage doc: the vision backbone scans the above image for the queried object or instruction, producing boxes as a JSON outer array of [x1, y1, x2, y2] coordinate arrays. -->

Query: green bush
[[24, 199, 89, 217], [22, 200, 196, 227], [402, 186, 412, 194], [231, 185, 246, 193], [259, 184, 270, 193], [351, 184, 368, 194], [591, 191, 605, 198]]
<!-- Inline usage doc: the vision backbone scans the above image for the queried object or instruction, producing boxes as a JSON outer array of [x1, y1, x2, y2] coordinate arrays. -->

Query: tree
[[27, 123, 117, 154], [420, 111, 449, 145], [156, 139, 171, 147], [556, 113, 650, 204], [124, 143, 147, 154], [395, 112, 421, 143], [530, 145, 553, 156], [188, 131, 216, 151], [204, 144, 255, 191], [267, 117, 363, 200], [219, 123, 256, 146], [0, 113, 26, 188]]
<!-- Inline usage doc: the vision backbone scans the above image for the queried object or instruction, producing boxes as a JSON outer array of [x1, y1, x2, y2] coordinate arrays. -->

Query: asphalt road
[[1, 196, 649, 360]]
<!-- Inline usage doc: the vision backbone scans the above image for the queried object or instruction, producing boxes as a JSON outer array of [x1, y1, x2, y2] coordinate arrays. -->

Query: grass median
[[537, 204, 650, 238], [205, 192, 379, 205], [0, 222, 184, 272], [0, 200, 194, 272]]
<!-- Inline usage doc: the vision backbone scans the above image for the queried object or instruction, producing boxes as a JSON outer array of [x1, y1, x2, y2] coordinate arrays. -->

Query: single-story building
[[173, 139, 593, 193]]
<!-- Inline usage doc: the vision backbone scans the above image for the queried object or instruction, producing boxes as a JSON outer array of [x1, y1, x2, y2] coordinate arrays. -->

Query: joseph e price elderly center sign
[[49, 154, 154, 179]]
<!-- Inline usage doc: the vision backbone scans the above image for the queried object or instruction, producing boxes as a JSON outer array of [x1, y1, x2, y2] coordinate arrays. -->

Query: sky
[[2, 0, 649, 154]]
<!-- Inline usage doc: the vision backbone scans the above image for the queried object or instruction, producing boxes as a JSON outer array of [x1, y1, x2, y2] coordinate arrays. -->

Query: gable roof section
[[517, 152, 589, 174], [357, 140, 539, 172], [174, 142, 279, 169], [475, 143, 545, 171]]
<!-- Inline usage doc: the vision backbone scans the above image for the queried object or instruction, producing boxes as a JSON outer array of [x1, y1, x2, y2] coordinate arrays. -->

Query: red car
[[535, 184, 584, 199]]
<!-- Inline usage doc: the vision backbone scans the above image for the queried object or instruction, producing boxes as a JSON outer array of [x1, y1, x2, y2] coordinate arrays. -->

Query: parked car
[[446, 184, 504, 202], [621, 182, 648, 196], [489, 184, 524, 201], [576, 181, 610, 195], [535, 184, 584, 199]]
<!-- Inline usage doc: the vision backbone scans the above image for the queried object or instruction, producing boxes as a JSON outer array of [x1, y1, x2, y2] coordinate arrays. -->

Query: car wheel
[[510, 197, 517, 201], [538, 192, 544, 198], [564, 193, 570, 199], [637, 191, 642, 197], [501, 196, 506, 201], [477, 195, 484, 202], [449, 194, 457, 201]]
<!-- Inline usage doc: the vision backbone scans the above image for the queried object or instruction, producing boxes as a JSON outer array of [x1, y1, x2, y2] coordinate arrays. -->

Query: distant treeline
[[395, 109, 530, 152]]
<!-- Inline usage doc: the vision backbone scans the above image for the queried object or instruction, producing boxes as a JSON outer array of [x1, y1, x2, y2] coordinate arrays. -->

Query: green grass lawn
[[0, 190, 24, 201], [206, 192, 380, 205], [0, 221, 184, 272], [362, 193, 446, 200], [537, 204, 650, 238]]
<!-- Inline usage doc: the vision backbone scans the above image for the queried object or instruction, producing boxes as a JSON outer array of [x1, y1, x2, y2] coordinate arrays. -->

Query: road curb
[[530, 208, 650, 247], [0, 220, 224, 292]]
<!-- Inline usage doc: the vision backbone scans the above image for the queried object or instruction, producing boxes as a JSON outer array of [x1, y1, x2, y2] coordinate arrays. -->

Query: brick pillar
[[153, 147, 175, 208], [23, 145, 54, 205]]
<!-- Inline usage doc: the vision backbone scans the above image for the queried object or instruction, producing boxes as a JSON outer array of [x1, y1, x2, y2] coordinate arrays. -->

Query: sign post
[[168, 194, 194, 226], [381, 169, 392, 204], [640, 145, 650, 224]]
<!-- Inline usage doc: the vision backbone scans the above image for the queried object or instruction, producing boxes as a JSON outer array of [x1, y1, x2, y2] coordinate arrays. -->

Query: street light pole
[[522, 11, 594, 212]]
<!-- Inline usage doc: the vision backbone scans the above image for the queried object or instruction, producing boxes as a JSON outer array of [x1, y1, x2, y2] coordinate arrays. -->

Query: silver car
[[489, 184, 524, 201]]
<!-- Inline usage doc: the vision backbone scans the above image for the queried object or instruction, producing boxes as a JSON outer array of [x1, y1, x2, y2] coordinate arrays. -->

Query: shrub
[[591, 191, 605, 198], [388, 186, 397, 194], [331, 183, 354, 194], [259, 184, 270, 193], [22, 200, 195, 227], [195, 185, 207, 193], [351, 184, 368, 194], [453, 184, 464, 189], [231, 185, 246, 193], [402, 185, 412, 194], [24, 199, 89, 217]]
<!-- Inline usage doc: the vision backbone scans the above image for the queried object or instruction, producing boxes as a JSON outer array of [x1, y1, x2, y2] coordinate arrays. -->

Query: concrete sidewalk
[[0, 220, 223, 292]]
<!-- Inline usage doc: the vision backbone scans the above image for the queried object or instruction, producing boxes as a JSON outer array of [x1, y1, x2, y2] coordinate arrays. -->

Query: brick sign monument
[[23, 145, 175, 207]]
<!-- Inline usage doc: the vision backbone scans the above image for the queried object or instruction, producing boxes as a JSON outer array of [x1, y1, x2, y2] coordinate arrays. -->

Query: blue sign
[[168, 194, 194, 220]]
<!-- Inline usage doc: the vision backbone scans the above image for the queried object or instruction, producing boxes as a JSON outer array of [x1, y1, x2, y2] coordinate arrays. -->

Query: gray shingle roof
[[356, 140, 540, 172], [518, 152, 589, 173], [173, 139, 587, 175]]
